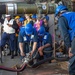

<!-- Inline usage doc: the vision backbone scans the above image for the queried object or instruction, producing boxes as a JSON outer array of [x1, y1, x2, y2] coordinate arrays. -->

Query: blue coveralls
[[0, 32, 15, 51], [18, 27, 38, 55], [38, 32, 53, 58], [58, 12, 75, 75]]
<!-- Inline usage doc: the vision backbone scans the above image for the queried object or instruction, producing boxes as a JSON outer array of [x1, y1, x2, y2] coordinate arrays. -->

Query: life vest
[[61, 12, 75, 41]]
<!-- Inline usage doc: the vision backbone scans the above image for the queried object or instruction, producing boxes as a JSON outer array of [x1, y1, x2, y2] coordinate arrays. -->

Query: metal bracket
[[6, 3, 17, 14]]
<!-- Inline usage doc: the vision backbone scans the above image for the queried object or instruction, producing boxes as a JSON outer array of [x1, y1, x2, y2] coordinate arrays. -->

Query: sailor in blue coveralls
[[37, 26, 53, 59], [55, 5, 75, 75], [18, 23, 38, 59]]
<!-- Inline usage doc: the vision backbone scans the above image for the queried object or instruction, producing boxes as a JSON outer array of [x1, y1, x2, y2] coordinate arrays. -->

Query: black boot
[[14, 50, 18, 56], [11, 51, 14, 59], [0, 46, 4, 51], [39, 56, 44, 60], [7, 50, 11, 56]]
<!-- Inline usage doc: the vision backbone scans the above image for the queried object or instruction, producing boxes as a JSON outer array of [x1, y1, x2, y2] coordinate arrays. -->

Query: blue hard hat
[[31, 14, 37, 19], [25, 23, 33, 35], [38, 26, 45, 36], [19, 17, 24, 22], [45, 16, 49, 21], [55, 5, 68, 17]]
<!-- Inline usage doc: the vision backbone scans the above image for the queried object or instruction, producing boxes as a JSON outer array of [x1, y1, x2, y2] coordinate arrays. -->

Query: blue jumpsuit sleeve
[[58, 16, 71, 48], [33, 29, 38, 42], [46, 33, 52, 45]]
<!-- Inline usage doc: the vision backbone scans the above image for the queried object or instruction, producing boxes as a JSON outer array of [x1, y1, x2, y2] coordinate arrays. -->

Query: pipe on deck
[[0, 3, 56, 14]]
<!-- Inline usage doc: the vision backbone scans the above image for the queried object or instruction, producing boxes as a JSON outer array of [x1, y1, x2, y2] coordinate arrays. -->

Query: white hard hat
[[5, 15, 11, 17]]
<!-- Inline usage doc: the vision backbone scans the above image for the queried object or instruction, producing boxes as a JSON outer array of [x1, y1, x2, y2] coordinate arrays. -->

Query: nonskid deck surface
[[0, 55, 69, 75]]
